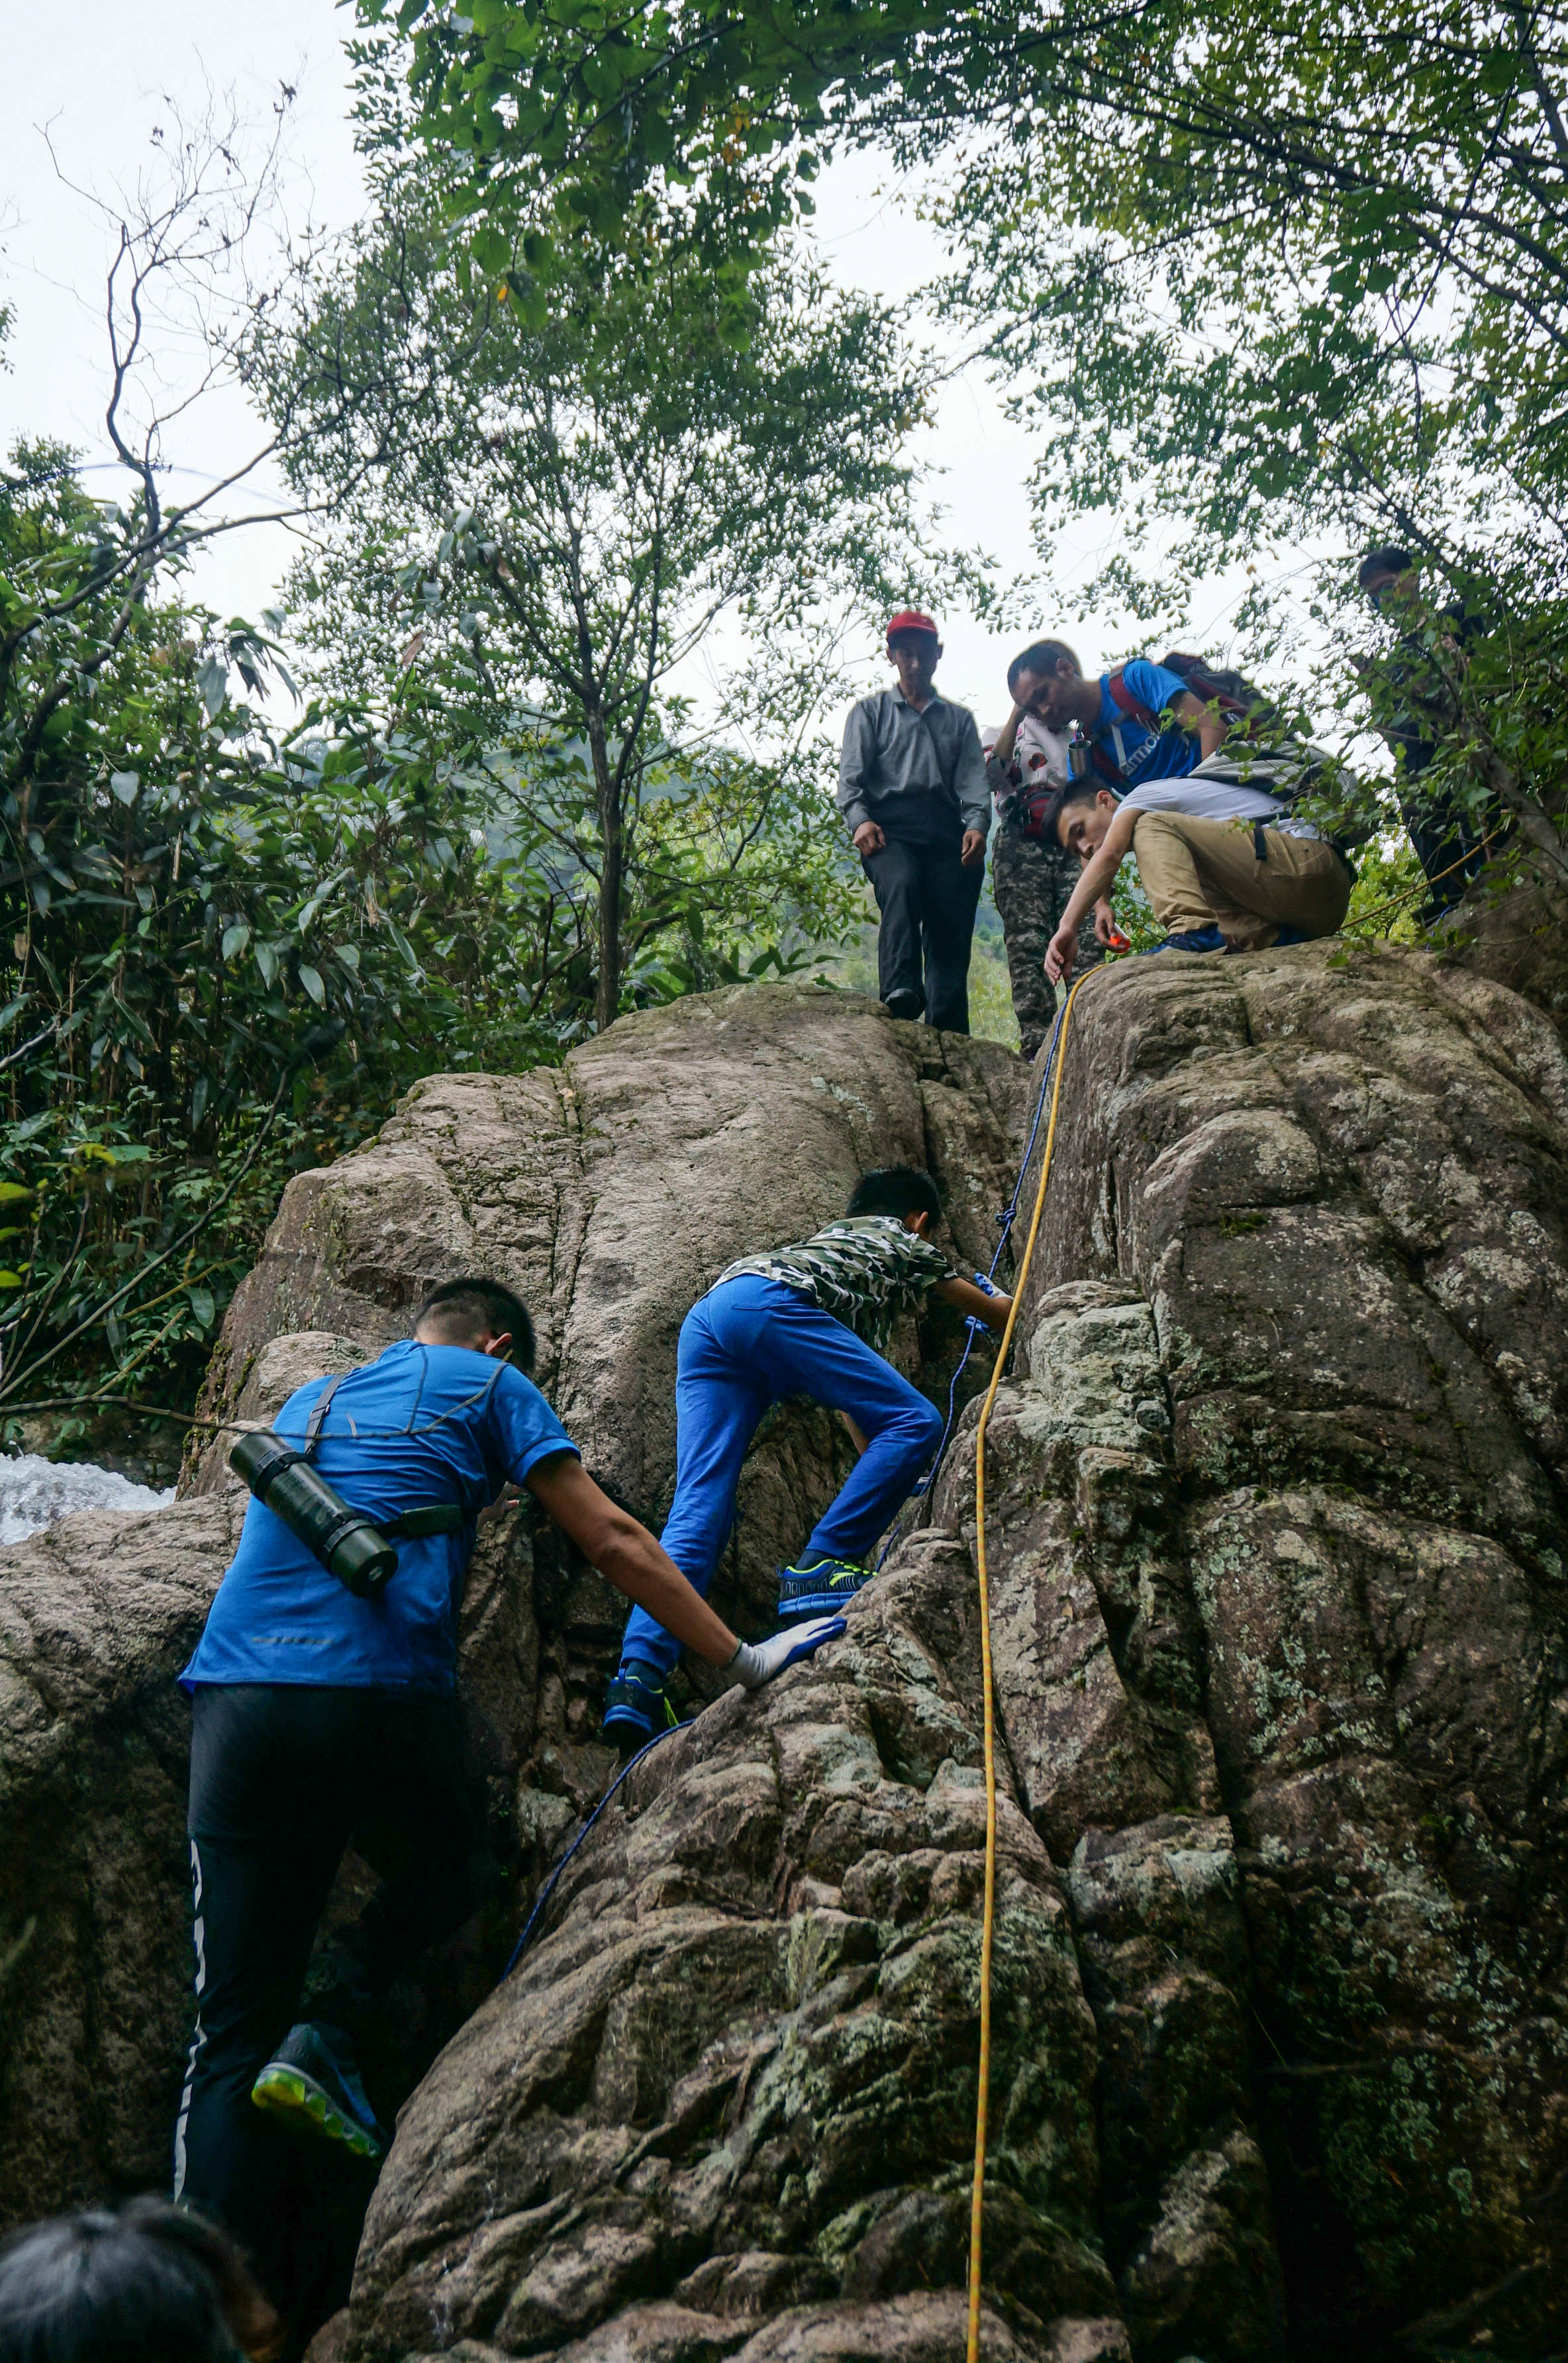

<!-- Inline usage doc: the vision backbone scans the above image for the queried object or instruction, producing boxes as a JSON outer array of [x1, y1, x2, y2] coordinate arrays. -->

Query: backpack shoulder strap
[[1105, 668, 1162, 733], [303, 1372, 346, 1458]]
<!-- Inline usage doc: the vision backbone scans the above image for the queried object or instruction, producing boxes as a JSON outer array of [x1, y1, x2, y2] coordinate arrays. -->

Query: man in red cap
[[837, 612, 989, 1032]]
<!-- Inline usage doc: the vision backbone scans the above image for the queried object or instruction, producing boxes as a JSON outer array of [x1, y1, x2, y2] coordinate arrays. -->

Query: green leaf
[[221, 923, 252, 960], [298, 964, 326, 1005], [109, 771, 140, 804], [187, 1283, 216, 1330]]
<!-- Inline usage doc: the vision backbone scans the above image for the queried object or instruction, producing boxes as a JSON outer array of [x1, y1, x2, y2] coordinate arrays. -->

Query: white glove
[[728, 1616, 846, 1691]]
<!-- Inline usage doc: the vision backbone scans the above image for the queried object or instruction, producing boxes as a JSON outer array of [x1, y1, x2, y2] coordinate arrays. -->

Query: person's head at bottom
[[0, 2198, 281, 2363], [847, 1166, 944, 1237]]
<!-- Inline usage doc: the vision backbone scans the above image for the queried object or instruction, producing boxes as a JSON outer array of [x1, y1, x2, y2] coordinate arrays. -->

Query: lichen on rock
[[5, 952, 1567, 2361]]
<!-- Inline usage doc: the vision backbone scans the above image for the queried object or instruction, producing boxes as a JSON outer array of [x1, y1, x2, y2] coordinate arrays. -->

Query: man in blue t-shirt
[[1006, 640, 1229, 787], [173, 1275, 841, 2280]]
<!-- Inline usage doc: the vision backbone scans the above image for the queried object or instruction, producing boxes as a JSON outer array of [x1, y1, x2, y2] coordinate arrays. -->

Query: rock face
[[0, 1493, 241, 2223], [0, 988, 1026, 2242], [6, 951, 1567, 2363], [324, 946, 1567, 2363]]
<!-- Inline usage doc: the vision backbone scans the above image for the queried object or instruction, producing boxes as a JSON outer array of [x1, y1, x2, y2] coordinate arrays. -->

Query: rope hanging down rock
[[967, 968, 1089, 2363]]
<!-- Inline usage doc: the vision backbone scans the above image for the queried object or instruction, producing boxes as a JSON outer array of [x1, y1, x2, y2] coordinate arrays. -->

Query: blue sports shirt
[[182, 1340, 577, 1693], [1092, 659, 1201, 783]]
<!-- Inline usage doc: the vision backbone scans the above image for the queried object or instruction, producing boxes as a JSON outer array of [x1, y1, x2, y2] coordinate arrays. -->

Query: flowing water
[[0, 1452, 173, 1545]]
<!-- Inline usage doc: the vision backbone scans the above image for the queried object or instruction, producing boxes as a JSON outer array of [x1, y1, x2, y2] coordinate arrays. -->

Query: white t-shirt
[[1120, 774, 1320, 840]]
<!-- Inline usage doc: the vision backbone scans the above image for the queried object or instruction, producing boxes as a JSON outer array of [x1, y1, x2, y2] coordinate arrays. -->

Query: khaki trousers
[[1130, 811, 1352, 950]]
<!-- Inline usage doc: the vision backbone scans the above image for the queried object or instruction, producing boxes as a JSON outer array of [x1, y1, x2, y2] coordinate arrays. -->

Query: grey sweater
[[837, 687, 990, 838]]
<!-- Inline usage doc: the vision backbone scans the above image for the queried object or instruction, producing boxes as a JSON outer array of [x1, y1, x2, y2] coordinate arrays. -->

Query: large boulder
[[0, 989, 1026, 2240], [328, 944, 1567, 2362], [9, 948, 1568, 2363]]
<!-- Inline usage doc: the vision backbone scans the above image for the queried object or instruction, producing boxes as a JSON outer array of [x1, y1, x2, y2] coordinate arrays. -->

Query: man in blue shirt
[[1007, 640, 1228, 786], [173, 1275, 840, 2281]]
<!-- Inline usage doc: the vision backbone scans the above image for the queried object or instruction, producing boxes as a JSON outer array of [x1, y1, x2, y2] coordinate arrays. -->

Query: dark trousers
[[173, 1684, 478, 2242], [861, 801, 984, 1034], [1401, 785, 1492, 915]]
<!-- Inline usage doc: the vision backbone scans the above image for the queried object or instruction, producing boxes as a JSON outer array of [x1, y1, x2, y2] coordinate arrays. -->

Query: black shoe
[[883, 987, 924, 1021], [251, 2022, 385, 2162], [777, 1555, 876, 1621], [601, 1663, 680, 1756]]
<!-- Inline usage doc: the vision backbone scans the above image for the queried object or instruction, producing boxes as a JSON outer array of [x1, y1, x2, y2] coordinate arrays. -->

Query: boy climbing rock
[[603, 1168, 1013, 1749]]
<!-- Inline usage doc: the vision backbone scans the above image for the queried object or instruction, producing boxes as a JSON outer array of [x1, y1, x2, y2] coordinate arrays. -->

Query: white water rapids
[[0, 1452, 173, 1544]]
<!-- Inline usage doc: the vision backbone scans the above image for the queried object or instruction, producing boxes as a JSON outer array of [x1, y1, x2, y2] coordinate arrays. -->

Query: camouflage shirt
[[713, 1215, 956, 1353]]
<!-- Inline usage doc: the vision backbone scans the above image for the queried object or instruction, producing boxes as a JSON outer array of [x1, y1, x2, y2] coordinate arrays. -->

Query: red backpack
[[1088, 652, 1281, 786]]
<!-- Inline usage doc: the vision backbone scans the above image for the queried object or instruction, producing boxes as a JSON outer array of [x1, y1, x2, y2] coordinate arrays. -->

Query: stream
[[0, 1452, 173, 1545]]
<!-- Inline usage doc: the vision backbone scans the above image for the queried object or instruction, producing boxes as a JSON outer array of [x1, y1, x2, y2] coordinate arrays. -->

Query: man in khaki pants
[[1042, 774, 1352, 979]]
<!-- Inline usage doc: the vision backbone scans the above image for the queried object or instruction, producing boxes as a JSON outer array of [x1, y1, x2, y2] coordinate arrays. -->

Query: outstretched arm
[[525, 1452, 740, 1666], [1046, 803, 1140, 980], [525, 1452, 845, 1690], [934, 1276, 1014, 1331]]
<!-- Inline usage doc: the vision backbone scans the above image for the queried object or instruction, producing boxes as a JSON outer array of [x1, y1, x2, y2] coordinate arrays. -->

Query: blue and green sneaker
[[777, 1556, 875, 1623], [601, 1662, 681, 1755], [251, 2021, 385, 2162]]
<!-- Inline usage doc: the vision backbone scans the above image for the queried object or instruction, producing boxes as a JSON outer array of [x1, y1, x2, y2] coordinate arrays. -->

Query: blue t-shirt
[[1092, 660, 1200, 784], [182, 1340, 577, 1693]]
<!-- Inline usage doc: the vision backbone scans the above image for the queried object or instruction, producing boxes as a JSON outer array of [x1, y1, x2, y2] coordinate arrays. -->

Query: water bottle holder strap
[[382, 1504, 465, 1539]]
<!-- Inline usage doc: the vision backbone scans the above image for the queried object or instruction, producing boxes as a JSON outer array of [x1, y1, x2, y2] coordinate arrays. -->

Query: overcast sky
[[1, 0, 1293, 742]]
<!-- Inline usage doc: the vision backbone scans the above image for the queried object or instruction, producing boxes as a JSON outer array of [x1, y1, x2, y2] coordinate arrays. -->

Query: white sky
[[1, 0, 1310, 747]]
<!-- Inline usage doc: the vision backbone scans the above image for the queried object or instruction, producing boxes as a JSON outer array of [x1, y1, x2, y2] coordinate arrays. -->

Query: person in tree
[[985, 638, 1110, 1056], [601, 1168, 1014, 1751], [1357, 546, 1494, 917], [173, 1277, 840, 2295], [838, 612, 989, 1033]]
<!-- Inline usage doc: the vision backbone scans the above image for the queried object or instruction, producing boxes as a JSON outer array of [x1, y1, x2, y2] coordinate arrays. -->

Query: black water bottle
[[229, 1429, 399, 1599]]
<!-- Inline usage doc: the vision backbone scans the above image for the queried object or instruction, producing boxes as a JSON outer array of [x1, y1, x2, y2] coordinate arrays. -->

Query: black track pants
[[173, 1683, 478, 2238], [861, 805, 984, 1034]]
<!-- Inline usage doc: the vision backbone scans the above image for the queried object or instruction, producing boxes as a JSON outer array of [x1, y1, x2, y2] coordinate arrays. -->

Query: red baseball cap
[[885, 609, 940, 645]]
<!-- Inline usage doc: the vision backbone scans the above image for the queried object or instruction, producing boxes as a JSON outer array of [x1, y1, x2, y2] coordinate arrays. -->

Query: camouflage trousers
[[991, 824, 1105, 1061]]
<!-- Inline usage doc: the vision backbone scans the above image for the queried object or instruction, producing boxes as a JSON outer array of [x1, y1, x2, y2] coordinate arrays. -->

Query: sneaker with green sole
[[777, 1555, 875, 1621], [251, 2021, 385, 2162]]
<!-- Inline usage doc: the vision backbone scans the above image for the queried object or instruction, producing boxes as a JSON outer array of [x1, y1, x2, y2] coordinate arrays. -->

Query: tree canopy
[[371, 0, 1568, 876], [257, 136, 952, 1028]]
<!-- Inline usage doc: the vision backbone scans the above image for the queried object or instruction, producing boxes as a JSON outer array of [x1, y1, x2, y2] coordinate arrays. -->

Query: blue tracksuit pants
[[618, 1276, 944, 1678]]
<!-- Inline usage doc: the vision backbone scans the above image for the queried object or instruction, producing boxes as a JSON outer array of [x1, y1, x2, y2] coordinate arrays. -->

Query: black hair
[[415, 1275, 536, 1371], [1358, 546, 1414, 587], [1006, 636, 1083, 693], [1048, 776, 1117, 844], [0, 2199, 279, 2363], [846, 1167, 944, 1225]]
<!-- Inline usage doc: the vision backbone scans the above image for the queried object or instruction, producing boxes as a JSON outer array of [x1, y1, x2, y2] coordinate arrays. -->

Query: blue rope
[[501, 1720, 685, 1980], [873, 999, 1073, 1564]]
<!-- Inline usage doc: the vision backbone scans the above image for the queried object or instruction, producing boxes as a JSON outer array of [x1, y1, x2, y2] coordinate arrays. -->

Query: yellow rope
[[966, 970, 1090, 2363]]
